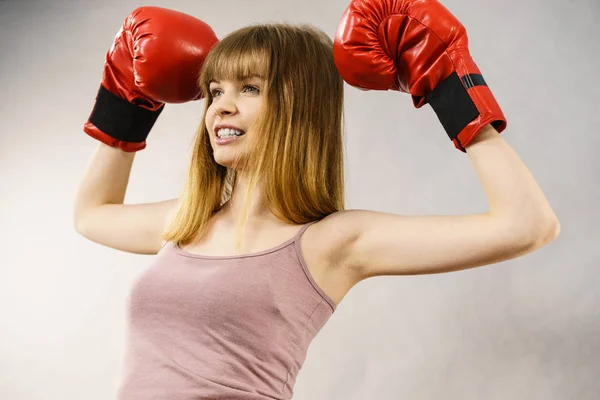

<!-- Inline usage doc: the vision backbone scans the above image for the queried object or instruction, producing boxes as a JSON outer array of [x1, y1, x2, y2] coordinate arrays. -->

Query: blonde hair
[[161, 23, 345, 250]]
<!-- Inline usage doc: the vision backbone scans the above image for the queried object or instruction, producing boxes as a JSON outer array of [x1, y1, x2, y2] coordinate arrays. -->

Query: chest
[[176, 223, 356, 307]]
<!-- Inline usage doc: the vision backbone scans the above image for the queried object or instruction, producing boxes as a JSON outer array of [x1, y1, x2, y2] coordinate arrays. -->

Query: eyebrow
[[209, 75, 265, 84]]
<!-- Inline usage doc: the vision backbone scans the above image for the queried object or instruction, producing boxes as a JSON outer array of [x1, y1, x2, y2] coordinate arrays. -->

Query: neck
[[220, 173, 280, 227]]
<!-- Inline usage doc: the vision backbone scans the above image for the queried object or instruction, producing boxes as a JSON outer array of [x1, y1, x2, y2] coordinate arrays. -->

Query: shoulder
[[163, 198, 183, 228], [303, 210, 361, 268], [296, 212, 366, 304]]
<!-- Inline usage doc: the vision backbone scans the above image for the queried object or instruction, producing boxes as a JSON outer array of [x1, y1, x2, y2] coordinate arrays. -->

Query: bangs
[[200, 26, 271, 89]]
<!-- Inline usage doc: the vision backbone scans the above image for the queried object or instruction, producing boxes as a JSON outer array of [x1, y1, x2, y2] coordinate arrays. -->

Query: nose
[[213, 92, 238, 116]]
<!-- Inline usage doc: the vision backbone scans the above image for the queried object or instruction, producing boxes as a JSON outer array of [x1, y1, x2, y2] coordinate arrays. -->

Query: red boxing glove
[[333, 0, 507, 152], [84, 7, 219, 152]]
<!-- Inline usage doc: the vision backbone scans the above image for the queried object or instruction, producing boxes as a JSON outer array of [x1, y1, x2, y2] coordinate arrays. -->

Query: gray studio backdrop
[[1, 0, 598, 399]]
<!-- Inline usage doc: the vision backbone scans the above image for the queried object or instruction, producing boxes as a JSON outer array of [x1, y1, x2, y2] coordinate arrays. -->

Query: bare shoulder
[[300, 211, 365, 305], [302, 210, 362, 275], [163, 198, 182, 230], [160, 198, 183, 245]]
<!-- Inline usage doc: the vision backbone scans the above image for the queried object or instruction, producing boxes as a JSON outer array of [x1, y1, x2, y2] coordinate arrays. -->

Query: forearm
[[465, 125, 560, 239], [73, 142, 136, 222]]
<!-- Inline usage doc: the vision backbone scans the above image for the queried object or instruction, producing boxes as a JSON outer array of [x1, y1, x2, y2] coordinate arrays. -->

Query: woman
[[74, 1, 559, 399]]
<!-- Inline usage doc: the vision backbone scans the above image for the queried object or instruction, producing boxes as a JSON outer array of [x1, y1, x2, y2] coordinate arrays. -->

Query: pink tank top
[[117, 221, 336, 399]]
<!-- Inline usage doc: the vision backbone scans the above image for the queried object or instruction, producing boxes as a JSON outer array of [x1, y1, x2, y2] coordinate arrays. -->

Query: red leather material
[[334, 0, 507, 151], [83, 6, 218, 152]]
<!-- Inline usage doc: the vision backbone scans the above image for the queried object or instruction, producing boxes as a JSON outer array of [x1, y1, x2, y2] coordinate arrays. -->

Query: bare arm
[[73, 143, 136, 221], [326, 125, 560, 278], [73, 143, 178, 255], [467, 125, 559, 239]]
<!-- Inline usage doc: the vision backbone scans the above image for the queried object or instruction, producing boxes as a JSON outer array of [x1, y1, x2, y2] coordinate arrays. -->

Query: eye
[[243, 85, 260, 94], [210, 84, 260, 98]]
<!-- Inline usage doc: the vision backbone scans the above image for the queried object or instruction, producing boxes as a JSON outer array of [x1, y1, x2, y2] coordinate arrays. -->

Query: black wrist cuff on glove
[[424, 72, 484, 141], [88, 85, 164, 143]]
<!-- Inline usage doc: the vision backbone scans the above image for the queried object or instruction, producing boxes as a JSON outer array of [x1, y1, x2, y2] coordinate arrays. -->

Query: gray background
[[1, 0, 598, 399]]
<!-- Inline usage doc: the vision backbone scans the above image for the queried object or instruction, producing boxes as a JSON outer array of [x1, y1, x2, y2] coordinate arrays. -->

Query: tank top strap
[[291, 220, 319, 243]]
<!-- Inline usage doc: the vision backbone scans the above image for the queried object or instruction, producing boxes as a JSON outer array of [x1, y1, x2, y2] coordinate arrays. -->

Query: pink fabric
[[117, 221, 336, 399]]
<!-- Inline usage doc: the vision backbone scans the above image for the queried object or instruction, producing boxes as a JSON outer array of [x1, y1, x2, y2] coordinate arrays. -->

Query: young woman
[[74, 1, 559, 399]]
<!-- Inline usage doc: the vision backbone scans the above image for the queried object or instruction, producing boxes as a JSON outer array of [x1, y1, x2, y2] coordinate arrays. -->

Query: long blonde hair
[[161, 23, 345, 249]]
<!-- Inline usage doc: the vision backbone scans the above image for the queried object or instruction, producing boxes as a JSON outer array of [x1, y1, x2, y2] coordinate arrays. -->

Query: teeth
[[218, 128, 245, 138]]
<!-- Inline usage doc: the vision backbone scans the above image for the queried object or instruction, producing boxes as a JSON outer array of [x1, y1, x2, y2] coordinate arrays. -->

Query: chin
[[212, 155, 244, 171], [211, 146, 249, 170], [213, 157, 233, 169]]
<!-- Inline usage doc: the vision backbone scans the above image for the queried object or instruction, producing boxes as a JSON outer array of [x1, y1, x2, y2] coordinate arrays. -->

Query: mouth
[[215, 125, 246, 139]]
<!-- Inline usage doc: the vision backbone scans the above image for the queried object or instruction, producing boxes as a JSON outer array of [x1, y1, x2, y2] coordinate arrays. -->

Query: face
[[205, 76, 264, 170]]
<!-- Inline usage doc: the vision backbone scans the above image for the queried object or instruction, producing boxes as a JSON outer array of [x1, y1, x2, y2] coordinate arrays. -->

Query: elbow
[[73, 212, 90, 236], [73, 213, 84, 234], [522, 217, 561, 250], [542, 218, 561, 244], [549, 218, 561, 239]]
